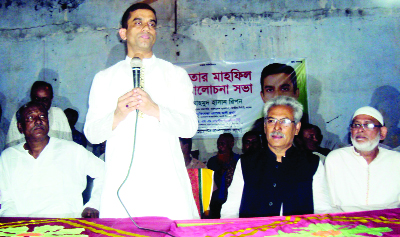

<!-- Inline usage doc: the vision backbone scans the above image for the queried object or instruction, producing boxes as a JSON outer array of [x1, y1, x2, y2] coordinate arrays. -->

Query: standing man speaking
[[84, 3, 199, 219]]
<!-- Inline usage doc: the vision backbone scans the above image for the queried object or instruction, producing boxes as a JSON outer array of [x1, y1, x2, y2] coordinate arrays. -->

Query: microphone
[[130, 57, 142, 88]]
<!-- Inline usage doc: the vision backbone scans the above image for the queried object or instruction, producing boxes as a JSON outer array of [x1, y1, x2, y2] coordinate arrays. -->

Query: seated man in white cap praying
[[325, 106, 400, 212]]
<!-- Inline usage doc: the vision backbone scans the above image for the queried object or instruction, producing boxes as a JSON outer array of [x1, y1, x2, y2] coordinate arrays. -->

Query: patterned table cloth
[[1, 208, 400, 236]]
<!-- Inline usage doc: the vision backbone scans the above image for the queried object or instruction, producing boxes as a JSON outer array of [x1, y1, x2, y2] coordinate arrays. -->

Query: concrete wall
[[1, 0, 399, 160]]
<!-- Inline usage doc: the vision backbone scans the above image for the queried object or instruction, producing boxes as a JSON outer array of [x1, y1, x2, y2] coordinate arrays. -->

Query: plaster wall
[[0, 0, 399, 161]]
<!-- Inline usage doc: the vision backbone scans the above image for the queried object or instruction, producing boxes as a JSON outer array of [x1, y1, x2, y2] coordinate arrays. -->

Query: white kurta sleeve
[[221, 160, 244, 218], [82, 149, 105, 212], [324, 151, 347, 213], [0, 152, 18, 216], [157, 66, 198, 138], [84, 70, 116, 144], [312, 160, 334, 213]]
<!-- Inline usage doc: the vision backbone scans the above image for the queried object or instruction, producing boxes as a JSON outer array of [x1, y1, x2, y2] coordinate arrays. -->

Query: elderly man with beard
[[325, 106, 400, 212], [221, 96, 331, 218]]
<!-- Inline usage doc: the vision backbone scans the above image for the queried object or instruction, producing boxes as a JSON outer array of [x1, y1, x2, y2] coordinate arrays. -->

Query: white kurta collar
[[125, 54, 156, 63], [351, 145, 383, 165]]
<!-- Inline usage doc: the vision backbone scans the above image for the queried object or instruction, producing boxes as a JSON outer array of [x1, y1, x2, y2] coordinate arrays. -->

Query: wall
[[0, 0, 399, 160]]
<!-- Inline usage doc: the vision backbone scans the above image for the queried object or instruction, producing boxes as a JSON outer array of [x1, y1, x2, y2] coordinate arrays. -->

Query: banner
[[177, 58, 307, 138]]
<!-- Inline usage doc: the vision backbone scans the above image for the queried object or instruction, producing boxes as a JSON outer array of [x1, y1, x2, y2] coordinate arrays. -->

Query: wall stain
[[345, 8, 352, 17], [34, 0, 85, 13], [204, 7, 369, 23], [0, 0, 12, 8], [0, 0, 84, 12], [0, 0, 85, 12]]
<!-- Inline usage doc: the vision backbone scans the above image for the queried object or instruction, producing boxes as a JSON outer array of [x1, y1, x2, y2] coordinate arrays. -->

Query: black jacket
[[239, 146, 319, 218]]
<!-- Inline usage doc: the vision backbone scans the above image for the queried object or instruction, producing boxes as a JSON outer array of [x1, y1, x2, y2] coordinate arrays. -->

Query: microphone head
[[130, 57, 142, 68]]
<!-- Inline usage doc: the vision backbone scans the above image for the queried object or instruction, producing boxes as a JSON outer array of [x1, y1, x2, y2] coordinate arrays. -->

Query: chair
[[187, 168, 214, 218]]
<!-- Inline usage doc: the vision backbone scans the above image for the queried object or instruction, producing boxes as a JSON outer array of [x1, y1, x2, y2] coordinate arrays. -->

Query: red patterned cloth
[[187, 168, 201, 216]]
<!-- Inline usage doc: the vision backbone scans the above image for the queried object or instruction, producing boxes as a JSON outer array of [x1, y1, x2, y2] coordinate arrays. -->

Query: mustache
[[353, 132, 366, 138], [32, 124, 46, 130], [270, 131, 285, 138]]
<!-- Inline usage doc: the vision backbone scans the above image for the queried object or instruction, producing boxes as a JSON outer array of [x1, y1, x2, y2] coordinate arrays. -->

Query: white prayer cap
[[352, 106, 384, 125]]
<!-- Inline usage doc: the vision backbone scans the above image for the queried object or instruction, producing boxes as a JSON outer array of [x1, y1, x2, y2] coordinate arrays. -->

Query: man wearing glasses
[[221, 96, 331, 218], [325, 106, 400, 212]]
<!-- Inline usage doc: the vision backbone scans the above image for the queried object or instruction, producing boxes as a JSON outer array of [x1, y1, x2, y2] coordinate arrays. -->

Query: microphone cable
[[116, 105, 176, 237]]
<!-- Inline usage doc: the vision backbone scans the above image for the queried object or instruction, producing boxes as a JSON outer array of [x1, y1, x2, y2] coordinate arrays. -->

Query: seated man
[[221, 96, 331, 218], [207, 133, 240, 218], [242, 130, 263, 155], [5, 81, 72, 148], [0, 102, 104, 218], [325, 106, 400, 212], [296, 123, 331, 164]]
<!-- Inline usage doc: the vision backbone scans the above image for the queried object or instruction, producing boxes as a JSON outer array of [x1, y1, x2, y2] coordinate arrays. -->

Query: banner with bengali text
[[177, 58, 307, 138]]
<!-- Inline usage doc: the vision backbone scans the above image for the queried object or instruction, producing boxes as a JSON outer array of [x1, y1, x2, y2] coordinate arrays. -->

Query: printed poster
[[177, 58, 307, 138]]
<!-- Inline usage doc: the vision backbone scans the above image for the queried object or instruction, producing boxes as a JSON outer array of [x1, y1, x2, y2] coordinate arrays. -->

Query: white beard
[[351, 133, 380, 152]]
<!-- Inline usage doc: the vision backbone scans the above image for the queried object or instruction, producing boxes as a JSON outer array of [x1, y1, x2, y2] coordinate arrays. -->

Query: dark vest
[[239, 146, 319, 218]]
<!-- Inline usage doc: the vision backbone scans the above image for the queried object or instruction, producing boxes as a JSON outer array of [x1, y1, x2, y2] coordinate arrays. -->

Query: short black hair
[[30, 81, 54, 99], [260, 63, 298, 93], [16, 101, 48, 124], [299, 123, 323, 142], [219, 133, 234, 142], [242, 130, 262, 144], [121, 3, 157, 29], [64, 108, 79, 126]]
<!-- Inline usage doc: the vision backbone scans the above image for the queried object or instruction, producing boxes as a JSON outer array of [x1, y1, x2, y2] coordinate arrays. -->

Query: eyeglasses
[[265, 117, 295, 127], [350, 123, 382, 130]]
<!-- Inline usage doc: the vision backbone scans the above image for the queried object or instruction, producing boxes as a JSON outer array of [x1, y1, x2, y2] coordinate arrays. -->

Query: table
[[1, 208, 400, 236]]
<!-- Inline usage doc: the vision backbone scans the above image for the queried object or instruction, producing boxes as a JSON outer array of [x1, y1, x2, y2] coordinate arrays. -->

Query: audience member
[[221, 96, 331, 218], [0, 102, 104, 218], [242, 130, 263, 155], [207, 133, 240, 218], [5, 81, 72, 148], [83, 3, 199, 219], [64, 108, 88, 147], [296, 123, 331, 164], [180, 137, 206, 169], [325, 106, 400, 212]]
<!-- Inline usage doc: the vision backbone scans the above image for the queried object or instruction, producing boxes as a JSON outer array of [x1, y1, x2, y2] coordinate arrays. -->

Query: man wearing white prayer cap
[[325, 106, 400, 213]]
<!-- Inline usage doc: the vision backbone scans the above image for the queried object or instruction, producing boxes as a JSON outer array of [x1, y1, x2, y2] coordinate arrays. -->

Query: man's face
[[119, 9, 157, 58], [264, 105, 301, 152], [18, 105, 49, 140], [242, 134, 261, 154], [31, 87, 52, 111], [350, 114, 387, 152], [217, 136, 233, 155], [302, 128, 320, 151], [260, 73, 299, 103]]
